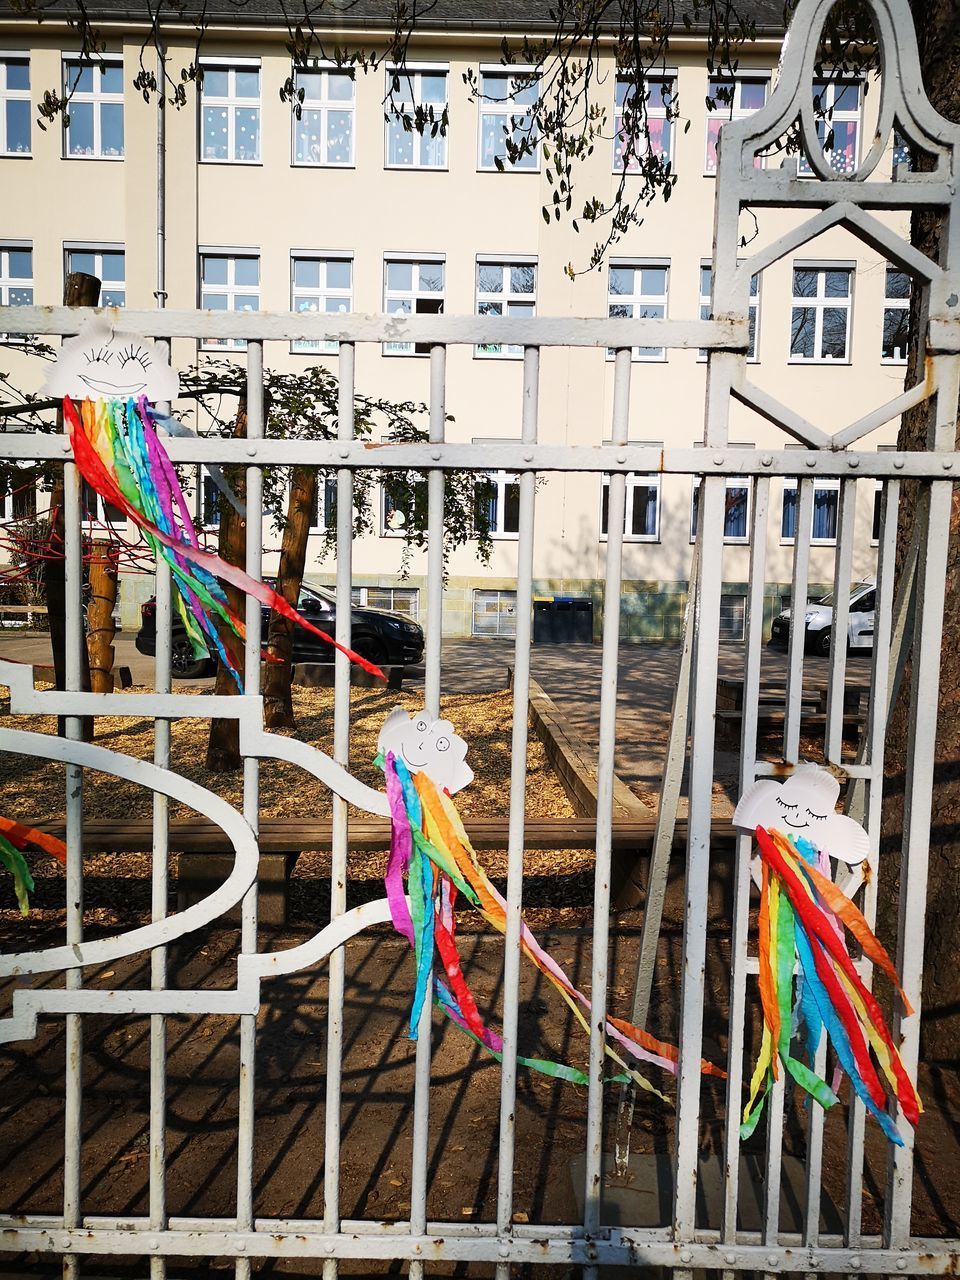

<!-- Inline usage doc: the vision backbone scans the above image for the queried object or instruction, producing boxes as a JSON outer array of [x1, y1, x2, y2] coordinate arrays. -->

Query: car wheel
[[171, 636, 213, 679], [352, 638, 388, 668], [814, 628, 832, 657]]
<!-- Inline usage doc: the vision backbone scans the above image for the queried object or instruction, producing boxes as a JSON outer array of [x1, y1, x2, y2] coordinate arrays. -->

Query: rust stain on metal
[[861, 859, 873, 884]]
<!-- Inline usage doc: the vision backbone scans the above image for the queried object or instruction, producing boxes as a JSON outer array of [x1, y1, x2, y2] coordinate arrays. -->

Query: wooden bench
[[30, 814, 738, 925]]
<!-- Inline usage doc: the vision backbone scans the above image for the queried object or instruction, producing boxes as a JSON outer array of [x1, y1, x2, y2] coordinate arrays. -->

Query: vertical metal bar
[[322, 341, 356, 1280], [150, 338, 172, 1280], [722, 475, 770, 1245], [614, 533, 700, 1177], [235, 340, 264, 1280], [408, 343, 446, 1279], [494, 346, 539, 1280], [582, 346, 631, 1275], [61, 453, 84, 1280], [843, 479, 899, 1247], [825, 480, 856, 764], [673, 350, 733, 1245], [784, 478, 814, 763]]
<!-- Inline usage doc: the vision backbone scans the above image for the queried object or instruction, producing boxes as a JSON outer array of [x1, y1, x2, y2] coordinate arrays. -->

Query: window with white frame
[[292, 67, 354, 166], [81, 478, 126, 526], [0, 244, 32, 308], [476, 470, 520, 538], [882, 265, 910, 363], [600, 473, 661, 541], [196, 471, 221, 528], [0, 465, 37, 521], [0, 57, 30, 154], [63, 57, 124, 157], [608, 261, 668, 360], [200, 62, 260, 162], [472, 588, 517, 637], [704, 75, 767, 174], [200, 252, 260, 350], [385, 66, 447, 167], [383, 256, 444, 355], [382, 471, 427, 534], [291, 255, 352, 353], [789, 264, 852, 362], [872, 480, 883, 544], [308, 474, 338, 530], [799, 80, 860, 176], [478, 69, 538, 171], [720, 595, 747, 641], [781, 479, 841, 544], [475, 259, 536, 357], [699, 262, 759, 360], [614, 73, 674, 172], [66, 246, 125, 306], [352, 585, 420, 619], [690, 477, 751, 543]]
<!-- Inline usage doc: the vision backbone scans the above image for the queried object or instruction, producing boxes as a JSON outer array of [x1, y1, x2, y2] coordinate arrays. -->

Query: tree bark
[[205, 399, 249, 772], [45, 271, 100, 739], [878, 0, 960, 1062], [262, 466, 317, 729], [86, 539, 118, 693]]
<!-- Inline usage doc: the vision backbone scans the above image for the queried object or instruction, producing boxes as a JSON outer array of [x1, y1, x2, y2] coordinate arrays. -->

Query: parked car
[[136, 581, 425, 678], [770, 579, 876, 657]]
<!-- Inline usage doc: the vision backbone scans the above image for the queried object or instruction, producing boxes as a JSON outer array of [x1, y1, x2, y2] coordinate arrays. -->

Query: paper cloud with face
[[733, 762, 870, 865], [377, 707, 474, 796], [45, 316, 180, 402]]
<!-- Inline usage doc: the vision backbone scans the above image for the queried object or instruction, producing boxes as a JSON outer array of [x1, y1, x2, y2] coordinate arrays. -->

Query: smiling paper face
[[378, 707, 474, 796], [733, 762, 870, 865], [44, 316, 180, 402]]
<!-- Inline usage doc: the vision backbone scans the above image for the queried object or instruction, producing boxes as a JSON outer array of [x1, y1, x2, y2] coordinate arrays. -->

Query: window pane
[[812, 487, 838, 540], [7, 60, 29, 91], [631, 483, 657, 537], [510, 265, 535, 294], [504, 481, 520, 533], [387, 261, 412, 291], [324, 295, 347, 314], [507, 301, 534, 319], [235, 293, 259, 312], [326, 109, 352, 161], [203, 68, 229, 96], [71, 65, 94, 93], [882, 307, 910, 360], [8, 287, 32, 305], [101, 251, 124, 281], [327, 72, 353, 101], [421, 73, 446, 103], [640, 267, 666, 295], [705, 118, 722, 172], [387, 118, 412, 165], [202, 106, 228, 159], [327, 260, 351, 289], [793, 268, 817, 297], [478, 265, 502, 293], [740, 79, 766, 109], [828, 120, 858, 173], [101, 287, 125, 307], [68, 250, 95, 276], [235, 69, 259, 98], [781, 488, 797, 539], [724, 485, 748, 538], [101, 64, 123, 94], [885, 268, 910, 299], [293, 258, 320, 288], [235, 107, 259, 159], [419, 262, 443, 291], [610, 266, 633, 295], [511, 77, 538, 107], [202, 256, 228, 285], [202, 292, 228, 310], [833, 82, 860, 111], [790, 307, 815, 358], [296, 70, 322, 100], [101, 102, 124, 154], [234, 257, 259, 286], [295, 109, 322, 162], [821, 307, 848, 358], [482, 74, 509, 100], [6, 99, 30, 151], [478, 300, 502, 317], [8, 250, 32, 278], [700, 266, 712, 295], [67, 101, 94, 154]]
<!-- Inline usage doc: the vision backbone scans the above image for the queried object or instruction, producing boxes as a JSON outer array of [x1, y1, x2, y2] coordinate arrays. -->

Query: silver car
[[770, 579, 876, 656]]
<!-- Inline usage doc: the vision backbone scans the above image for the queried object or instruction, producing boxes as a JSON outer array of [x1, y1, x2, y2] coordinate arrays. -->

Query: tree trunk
[[45, 271, 100, 739], [205, 399, 249, 773], [878, 0, 960, 1062], [262, 466, 317, 729], [86, 540, 119, 693]]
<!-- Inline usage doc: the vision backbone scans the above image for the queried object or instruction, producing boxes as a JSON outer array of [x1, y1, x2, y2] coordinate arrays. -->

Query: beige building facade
[[0, 7, 910, 640]]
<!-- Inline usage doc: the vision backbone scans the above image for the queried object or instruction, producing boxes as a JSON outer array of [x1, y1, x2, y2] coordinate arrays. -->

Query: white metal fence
[[0, 0, 959, 1273]]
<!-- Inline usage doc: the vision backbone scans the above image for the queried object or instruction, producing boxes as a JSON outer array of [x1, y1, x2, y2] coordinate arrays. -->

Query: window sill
[[787, 357, 852, 367], [605, 353, 668, 364], [476, 165, 541, 174], [880, 357, 909, 366], [62, 153, 125, 161], [474, 349, 525, 361], [601, 536, 662, 545], [199, 342, 250, 352], [291, 161, 355, 170], [489, 532, 520, 541], [779, 539, 839, 548], [291, 344, 339, 356], [384, 163, 449, 172], [0, 151, 31, 159], [201, 158, 263, 166]]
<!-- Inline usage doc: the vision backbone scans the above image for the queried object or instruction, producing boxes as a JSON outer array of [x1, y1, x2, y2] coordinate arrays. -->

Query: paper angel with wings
[[47, 316, 381, 688], [374, 707, 724, 1096], [734, 763, 921, 1144]]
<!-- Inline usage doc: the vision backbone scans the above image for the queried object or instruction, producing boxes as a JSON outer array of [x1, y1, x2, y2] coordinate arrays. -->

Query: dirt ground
[[0, 685, 958, 1275]]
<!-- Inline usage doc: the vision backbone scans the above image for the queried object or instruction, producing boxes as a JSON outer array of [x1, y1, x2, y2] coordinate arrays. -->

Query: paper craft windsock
[[0, 817, 66, 917], [376, 707, 724, 1097], [733, 762, 921, 1144], [46, 316, 383, 688]]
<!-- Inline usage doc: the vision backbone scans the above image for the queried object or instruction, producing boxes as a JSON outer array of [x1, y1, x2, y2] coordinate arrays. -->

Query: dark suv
[[136, 581, 425, 678]]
